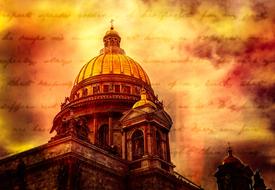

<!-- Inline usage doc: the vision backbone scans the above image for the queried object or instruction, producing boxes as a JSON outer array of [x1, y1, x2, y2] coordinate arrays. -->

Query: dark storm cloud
[[250, 84, 275, 133], [243, 37, 275, 55], [253, 84, 275, 106], [183, 36, 245, 68], [240, 38, 275, 134], [184, 35, 275, 67], [250, 1, 268, 21], [236, 142, 274, 169]]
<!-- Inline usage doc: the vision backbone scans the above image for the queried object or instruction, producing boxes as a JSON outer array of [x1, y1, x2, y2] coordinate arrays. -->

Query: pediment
[[154, 110, 173, 126], [120, 107, 173, 127], [120, 108, 147, 122]]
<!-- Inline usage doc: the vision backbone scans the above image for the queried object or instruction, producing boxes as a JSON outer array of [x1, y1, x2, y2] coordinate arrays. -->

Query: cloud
[[0, 0, 274, 189]]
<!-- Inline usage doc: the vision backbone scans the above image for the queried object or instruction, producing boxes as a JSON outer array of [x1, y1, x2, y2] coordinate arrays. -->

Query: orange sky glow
[[0, 0, 274, 189]]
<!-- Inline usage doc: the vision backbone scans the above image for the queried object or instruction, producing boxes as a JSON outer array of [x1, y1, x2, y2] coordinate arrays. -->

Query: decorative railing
[[62, 93, 139, 108]]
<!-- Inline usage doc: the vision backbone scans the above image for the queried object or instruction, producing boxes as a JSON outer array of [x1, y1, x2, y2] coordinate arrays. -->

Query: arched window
[[82, 88, 88, 97], [156, 131, 162, 158], [132, 130, 144, 160], [93, 86, 100, 94], [98, 124, 109, 147]]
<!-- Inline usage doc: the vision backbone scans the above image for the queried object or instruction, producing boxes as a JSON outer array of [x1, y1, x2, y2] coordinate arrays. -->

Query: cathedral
[[0, 24, 203, 190], [215, 146, 271, 190]]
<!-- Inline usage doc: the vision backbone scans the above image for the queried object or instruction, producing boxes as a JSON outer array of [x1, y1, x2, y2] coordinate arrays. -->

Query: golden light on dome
[[73, 25, 151, 86], [74, 54, 150, 85], [132, 88, 157, 109]]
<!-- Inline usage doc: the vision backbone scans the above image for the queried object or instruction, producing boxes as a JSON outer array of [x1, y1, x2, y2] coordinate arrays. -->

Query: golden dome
[[133, 89, 157, 109], [74, 24, 151, 86], [74, 54, 151, 85]]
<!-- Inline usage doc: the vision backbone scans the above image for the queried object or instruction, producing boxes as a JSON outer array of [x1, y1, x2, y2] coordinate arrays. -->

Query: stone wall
[[0, 137, 128, 190], [80, 162, 125, 190], [0, 137, 202, 190], [127, 169, 202, 190]]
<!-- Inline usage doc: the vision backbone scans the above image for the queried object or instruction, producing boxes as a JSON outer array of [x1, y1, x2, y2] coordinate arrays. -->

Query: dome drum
[[52, 97, 138, 134], [70, 74, 155, 102]]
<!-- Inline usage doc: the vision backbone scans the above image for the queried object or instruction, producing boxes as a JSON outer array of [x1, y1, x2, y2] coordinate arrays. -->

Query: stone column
[[108, 113, 113, 145], [161, 136, 165, 159], [128, 138, 132, 161], [88, 119, 94, 143], [122, 130, 126, 159], [144, 124, 148, 155], [166, 133, 171, 162], [93, 114, 97, 144], [147, 123, 153, 155]]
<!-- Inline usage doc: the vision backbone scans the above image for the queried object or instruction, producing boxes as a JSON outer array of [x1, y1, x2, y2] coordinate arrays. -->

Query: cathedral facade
[[0, 25, 203, 190]]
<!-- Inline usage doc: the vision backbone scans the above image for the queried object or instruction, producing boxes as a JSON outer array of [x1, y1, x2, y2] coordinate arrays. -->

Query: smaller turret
[[215, 145, 253, 190]]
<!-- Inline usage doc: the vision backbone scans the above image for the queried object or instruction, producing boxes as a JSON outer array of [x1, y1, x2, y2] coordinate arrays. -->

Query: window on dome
[[123, 86, 131, 94], [82, 88, 88, 97], [114, 85, 120, 93], [93, 86, 100, 94], [103, 85, 109, 93], [132, 130, 144, 160]]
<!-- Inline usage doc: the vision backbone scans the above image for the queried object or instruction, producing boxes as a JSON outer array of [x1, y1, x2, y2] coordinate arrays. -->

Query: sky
[[0, 0, 274, 189]]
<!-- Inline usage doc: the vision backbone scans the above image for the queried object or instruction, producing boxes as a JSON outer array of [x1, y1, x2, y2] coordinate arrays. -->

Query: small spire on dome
[[110, 19, 114, 30], [100, 19, 125, 54], [227, 142, 233, 156]]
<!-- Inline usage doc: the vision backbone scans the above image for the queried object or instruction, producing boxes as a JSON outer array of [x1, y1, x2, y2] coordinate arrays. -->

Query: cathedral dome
[[74, 53, 150, 86], [222, 146, 243, 167], [66, 23, 156, 105], [223, 155, 242, 165], [74, 22, 150, 86], [53, 23, 159, 131]]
